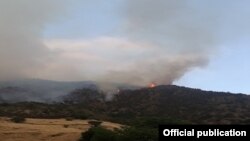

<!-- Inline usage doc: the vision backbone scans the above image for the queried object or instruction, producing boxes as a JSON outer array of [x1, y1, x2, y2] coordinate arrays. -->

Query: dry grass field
[[0, 117, 122, 141]]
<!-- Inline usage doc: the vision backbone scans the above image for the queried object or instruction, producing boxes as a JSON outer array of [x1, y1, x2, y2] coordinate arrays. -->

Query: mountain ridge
[[0, 84, 250, 124]]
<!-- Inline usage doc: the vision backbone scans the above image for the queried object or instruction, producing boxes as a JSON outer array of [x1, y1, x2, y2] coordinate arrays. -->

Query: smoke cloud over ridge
[[0, 0, 67, 80], [41, 0, 217, 86], [0, 0, 248, 88]]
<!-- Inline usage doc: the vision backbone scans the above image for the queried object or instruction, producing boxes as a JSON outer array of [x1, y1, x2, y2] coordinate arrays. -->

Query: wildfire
[[149, 82, 156, 88]]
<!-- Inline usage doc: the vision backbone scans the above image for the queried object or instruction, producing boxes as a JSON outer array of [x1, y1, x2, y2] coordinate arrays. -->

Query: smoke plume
[[0, 0, 248, 90], [42, 0, 218, 87], [102, 0, 218, 86], [0, 0, 66, 80]]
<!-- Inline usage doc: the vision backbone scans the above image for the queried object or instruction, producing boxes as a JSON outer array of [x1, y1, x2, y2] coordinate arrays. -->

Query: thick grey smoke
[[0, 0, 250, 102], [0, 0, 249, 93], [125, 0, 218, 50], [41, 0, 219, 89], [0, 0, 67, 80], [0, 0, 223, 85], [97, 0, 218, 86]]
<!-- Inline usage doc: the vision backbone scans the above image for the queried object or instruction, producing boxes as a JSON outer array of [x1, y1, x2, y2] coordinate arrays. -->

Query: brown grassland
[[0, 117, 122, 141]]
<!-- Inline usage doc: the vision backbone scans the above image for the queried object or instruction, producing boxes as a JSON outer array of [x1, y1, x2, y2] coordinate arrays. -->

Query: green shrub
[[88, 120, 102, 127], [79, 127, 117, 141], [131, 117, 190, 128], [79, 126, 158, 141], [65, 117, 73, 121], [71, 112, 88, 119], [10, 116, 26, 123], [117, 127, 158, 141]]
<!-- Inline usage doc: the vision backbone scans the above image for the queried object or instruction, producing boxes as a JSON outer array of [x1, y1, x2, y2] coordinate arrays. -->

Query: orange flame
[[149, 82, 156, 88]]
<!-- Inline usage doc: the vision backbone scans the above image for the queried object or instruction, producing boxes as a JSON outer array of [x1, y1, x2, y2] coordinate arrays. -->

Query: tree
[[10, 116, 26, 123], [79, 127, 117, 141], [88, 120, 102, 127], [79, 126, 158, 141], [117, 127, 158, 141]]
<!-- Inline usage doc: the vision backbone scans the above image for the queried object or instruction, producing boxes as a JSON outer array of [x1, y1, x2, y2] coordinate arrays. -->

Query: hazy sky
[[1, 0, 250, 93]]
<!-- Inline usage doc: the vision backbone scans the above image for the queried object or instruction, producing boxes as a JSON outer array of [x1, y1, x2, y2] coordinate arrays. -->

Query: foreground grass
[[0, 117, 122, 141]]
